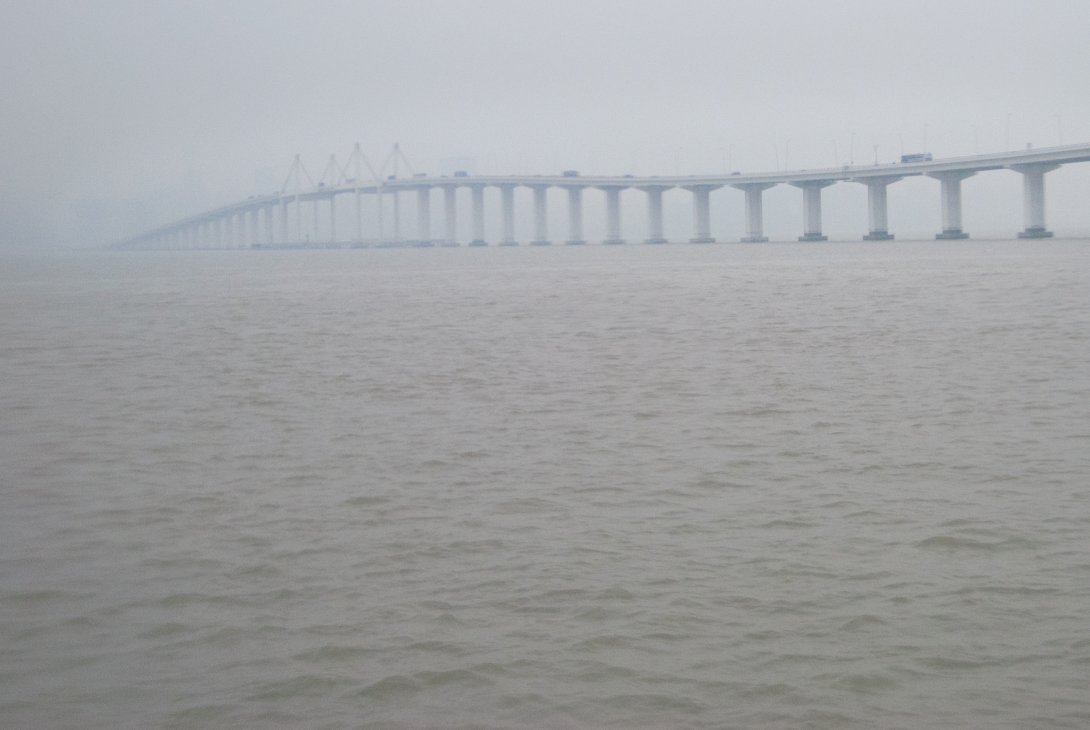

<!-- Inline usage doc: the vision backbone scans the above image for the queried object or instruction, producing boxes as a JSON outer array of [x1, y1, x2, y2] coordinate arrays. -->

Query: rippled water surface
[[2, 241, 1089, 729]]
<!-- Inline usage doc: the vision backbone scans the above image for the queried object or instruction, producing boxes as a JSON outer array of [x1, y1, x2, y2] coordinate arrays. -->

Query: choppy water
[[2, 241, 1089, 729]]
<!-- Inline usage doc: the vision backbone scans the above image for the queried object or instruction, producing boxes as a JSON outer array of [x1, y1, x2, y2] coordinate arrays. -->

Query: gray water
[[2, 241, 1089, 729]]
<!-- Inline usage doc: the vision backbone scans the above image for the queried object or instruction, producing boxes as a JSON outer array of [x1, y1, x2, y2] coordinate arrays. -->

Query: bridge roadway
[[121, 143, 1090, 249]]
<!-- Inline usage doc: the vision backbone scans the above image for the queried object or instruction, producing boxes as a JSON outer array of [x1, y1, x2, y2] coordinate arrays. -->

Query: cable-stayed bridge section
[[119, 143, 1090, 249]]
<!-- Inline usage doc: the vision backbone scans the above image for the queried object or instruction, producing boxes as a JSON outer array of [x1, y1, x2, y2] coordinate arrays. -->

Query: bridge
[[118, 142, 1090, 249]]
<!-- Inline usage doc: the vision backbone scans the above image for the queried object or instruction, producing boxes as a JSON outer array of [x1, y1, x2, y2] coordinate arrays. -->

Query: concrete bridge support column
[[566, 187, 586, 245], [686, 185, 720, 243], [602, 187, 625, 244], [297, 198, 306, 242], [416, 187, 431, 244], [444, 186, 458, 245], [643, 187, 669, 244], [733, 183, 775, 242], [1011, 163, 1059, 238], [293, 195, 303, 243], [373, 190, 383, 244], [279, 199, 288, 244], [470, 185, 487, 245], [859, 176, 901, 240], [391, 191, 401, 243], [792, 181, 833, 241], [499, 185, 517, 245], [530, 186, 550, 245], [329, 196, 337, 244], [264, 205, 274, 245], [929, 171, 975, 239], [354, 190, 363, 243]]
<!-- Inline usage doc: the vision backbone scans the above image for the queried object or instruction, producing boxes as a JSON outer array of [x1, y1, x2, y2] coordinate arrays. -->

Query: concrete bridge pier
[[470, 185, 487, 245], [685, 185, 720, 243], [733, 183, 774, 242], [375, 188, 385, 244], [530, 186, 551, 245], [443, 186, 458, 245], [416, 187, 432, 244], [499, 185, 517, 245], [1011, 163, 1059, 238], [264, 204, 275, 246], [792, 181, 833, 241], [601, 187, 626, 244], [328, 196, 337, 244], [354, 189, 363, 243], [929, 171, 975, 239], [566, 187, 586, 245], [642, 186, 669, 244], [310, 199, 320, 243], [391, 191, 402, 243], [858, 176, 901, 240]]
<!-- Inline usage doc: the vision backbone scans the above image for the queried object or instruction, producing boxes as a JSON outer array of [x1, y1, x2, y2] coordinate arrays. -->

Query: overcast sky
[[3, 0, 1090, 247]]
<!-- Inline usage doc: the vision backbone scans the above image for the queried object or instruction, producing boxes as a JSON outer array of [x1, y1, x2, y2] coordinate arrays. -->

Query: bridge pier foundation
[[329, 196, 337, 244], [929, 171, 975, 239], [685, 185, 720, 243], [530, 185, 551, 245], [354, 189, 363, 244], [443, 186, 458, 245], [792, 181, 833, 241], [470, 185, 487, 245], [1011, 163, 1059, 238], [499, 185, 517, 245], [859, 176, 901, 240], [601, 187, 626, 244], [416, 187, 432, 245], [566, 187, 586, 245], [733, 183, 774, 242], [642, 187, 669, 243]]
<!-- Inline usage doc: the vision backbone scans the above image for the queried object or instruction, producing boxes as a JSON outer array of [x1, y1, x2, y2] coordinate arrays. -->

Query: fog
[[3, 0, 1090, 247]]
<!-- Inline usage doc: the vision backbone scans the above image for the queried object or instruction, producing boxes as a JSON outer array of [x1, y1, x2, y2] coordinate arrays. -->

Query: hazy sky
[[4, 0, 1090, 246]]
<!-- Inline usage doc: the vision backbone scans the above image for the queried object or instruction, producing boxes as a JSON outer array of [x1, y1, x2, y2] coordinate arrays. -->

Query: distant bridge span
[[119, 143, 1090, 249]]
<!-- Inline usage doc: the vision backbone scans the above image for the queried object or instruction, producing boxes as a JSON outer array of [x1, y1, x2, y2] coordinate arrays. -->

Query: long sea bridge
[[119, 143, 1090, 249]]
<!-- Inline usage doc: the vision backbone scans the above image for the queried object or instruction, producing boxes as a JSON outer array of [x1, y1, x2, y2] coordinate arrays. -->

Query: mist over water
[[2, 241, 1089, 729]]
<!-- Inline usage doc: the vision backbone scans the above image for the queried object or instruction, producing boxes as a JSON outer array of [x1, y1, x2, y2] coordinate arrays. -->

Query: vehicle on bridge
[[901, 152, 933, 163]]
